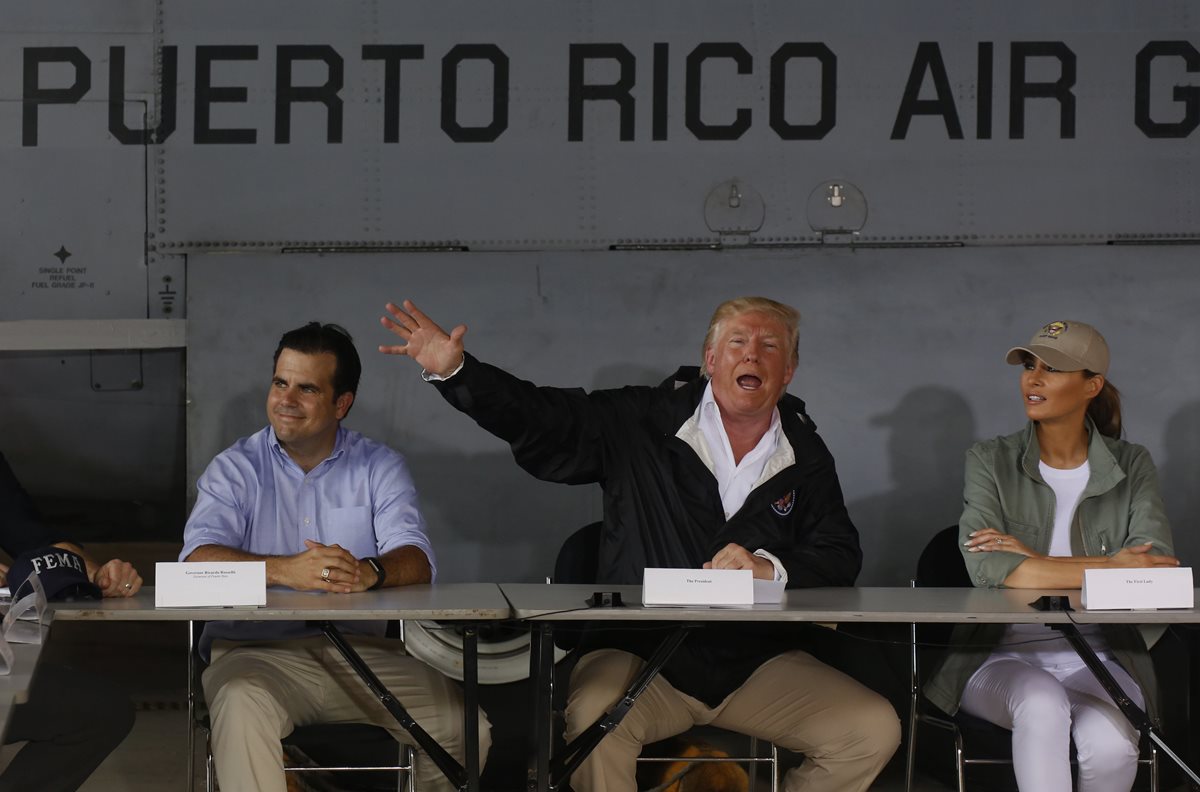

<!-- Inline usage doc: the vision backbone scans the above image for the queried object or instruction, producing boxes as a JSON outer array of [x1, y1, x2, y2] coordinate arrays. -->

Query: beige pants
[[202, 636, 491, 792], [564, 648, 900, 792]]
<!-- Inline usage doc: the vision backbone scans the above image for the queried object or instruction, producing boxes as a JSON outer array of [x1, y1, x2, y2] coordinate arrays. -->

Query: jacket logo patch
[[771, 489, 795, 516]]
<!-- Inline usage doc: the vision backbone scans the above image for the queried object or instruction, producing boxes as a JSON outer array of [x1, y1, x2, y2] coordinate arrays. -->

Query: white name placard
[[643, 567, 753, 607], [1081, 567, 1194, 610], [155, 562, 267, 608]]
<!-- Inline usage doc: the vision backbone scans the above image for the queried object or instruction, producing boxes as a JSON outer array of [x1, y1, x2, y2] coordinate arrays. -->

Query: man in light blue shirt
[[182, 322, 488, 792]]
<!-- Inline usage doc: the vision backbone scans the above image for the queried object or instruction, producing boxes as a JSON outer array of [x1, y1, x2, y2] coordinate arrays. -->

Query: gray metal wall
[[3, 1, 1200, 572], [187, 246, 1200, 585]]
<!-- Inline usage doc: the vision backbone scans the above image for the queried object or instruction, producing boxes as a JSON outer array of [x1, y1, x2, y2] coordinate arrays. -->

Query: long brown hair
[[1086, 372, 1121, 439]]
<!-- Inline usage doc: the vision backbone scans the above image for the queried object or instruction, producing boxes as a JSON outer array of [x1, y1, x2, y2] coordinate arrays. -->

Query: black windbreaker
[[434, 354, 862, 704]]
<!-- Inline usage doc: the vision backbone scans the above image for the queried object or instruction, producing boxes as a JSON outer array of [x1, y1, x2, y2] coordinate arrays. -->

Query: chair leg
[[188, 619, 197, 792], [769, 741, 778, 792], [205, 731, 215, 792], [1150, 743, 1158, 792], [954, 731, 966, 792], [905, 692, 918, 792], [748, 736, 758, 792]]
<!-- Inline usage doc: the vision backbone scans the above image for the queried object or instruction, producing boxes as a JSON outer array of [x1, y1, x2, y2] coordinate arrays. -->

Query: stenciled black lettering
[[685, 42, 752, 141], [891, 42, 963, 140], [23, 47, 91, 147], [362, 44, 425, 143], [275, 45, 344, 144], [194, 45, 258, 144], [1009, 41, 1076, 139], [1135, 41, 1200, 138], [769, 42, 836, 140], [109, 45, 178, 144], [441, 44, 509, 142], [567, 43, 636, 142], [652, 42, 669, 141], [977, 42, 994, 139]]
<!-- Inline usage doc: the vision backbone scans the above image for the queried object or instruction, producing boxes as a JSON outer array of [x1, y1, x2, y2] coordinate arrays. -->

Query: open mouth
[[1026, 394, 1045, 403], [736, 375, 762, 390]]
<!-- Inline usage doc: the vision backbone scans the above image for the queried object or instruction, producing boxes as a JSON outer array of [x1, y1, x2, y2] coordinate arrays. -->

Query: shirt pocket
[[1001, 517, 1042, 549], [322, 506, 376, 558]]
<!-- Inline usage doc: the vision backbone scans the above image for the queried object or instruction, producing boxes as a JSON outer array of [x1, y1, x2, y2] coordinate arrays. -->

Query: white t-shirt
[[989, 459, 1111, 665]]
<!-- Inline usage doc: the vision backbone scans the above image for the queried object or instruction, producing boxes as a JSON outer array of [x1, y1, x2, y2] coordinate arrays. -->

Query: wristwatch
[[364, 556, 387, 590]]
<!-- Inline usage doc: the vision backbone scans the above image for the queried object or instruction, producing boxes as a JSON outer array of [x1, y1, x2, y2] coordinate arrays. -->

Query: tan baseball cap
[[1005, 320, 1109, 375]]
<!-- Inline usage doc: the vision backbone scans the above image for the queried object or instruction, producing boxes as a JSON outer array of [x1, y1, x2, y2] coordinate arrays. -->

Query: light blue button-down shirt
[[181, 425, 435, 658]]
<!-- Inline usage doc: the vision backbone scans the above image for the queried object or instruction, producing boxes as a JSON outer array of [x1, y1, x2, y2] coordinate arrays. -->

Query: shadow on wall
[[1161, 401, 1200, 568], [849, 386, 977, 586]]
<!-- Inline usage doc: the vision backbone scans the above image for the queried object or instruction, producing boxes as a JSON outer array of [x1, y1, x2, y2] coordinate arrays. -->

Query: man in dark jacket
[[379, 297, 900, 792], [0, 452, 138, 792]]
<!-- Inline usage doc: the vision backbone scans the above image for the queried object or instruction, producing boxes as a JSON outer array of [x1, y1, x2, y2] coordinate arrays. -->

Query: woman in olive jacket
[[924, 320, 1179, 792]]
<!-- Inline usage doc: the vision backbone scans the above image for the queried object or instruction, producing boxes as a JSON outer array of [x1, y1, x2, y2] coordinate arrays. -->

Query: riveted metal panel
[[0, 1, 159, 319], [142, 0, 1200, 250]]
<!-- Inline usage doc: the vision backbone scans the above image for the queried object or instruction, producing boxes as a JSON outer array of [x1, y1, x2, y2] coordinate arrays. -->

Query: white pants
[[202, 636, 491, 792], [960, 656, 1143, 792]]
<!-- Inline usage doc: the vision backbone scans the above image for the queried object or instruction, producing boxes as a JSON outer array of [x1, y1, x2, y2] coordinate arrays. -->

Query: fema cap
[[7, 546, 102, 601], [1005, 320, 1109, 375]]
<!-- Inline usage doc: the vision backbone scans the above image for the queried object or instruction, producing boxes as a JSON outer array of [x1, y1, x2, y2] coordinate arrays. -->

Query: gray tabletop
[[499, 584, 1200, 624], [49, 583, 512, 622]]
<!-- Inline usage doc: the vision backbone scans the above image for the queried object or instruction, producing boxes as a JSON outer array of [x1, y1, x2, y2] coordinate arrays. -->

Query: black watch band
[[365, 556, 386, 590]]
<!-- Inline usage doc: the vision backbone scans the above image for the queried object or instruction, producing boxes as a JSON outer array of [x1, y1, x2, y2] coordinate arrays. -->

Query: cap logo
[[1037, 321, 1068, 340]]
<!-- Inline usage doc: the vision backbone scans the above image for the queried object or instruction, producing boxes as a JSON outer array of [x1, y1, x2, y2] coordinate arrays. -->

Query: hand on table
[[1109, 543, 1180, 569], [964, 528, 1040, 558], [94, 559, 143, 597], [703, 543, 776, 581], [274, 540, 361, 593]]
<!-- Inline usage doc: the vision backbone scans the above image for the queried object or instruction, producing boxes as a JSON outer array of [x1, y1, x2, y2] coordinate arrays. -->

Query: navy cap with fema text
[[7, 546, 102, 601]]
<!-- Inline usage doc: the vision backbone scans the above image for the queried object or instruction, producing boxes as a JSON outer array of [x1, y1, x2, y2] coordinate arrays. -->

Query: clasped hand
[[281, 540, 365, 593], [703, 543, 776, 580]]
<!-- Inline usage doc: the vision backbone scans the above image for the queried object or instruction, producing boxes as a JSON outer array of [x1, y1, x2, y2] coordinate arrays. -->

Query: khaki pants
[[202, 636, 491, 792], [565, 649, 900, 792]]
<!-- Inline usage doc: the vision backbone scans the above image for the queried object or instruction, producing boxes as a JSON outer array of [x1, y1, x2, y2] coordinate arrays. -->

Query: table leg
[[319, 622, 468, 790], [528, 622, 554, 792], [550, 626, 691, 787], [463, 624, 480, 792], [1052, 622, 1200, 786]]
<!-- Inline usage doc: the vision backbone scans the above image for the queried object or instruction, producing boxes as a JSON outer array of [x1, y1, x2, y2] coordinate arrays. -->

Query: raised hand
[[379, 299, 467, 378]]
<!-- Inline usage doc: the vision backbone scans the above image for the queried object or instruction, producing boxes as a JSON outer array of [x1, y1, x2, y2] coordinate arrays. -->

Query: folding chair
[[187, 620, 416, 792], [905, 526, 1158, 792], [552, 523, 779, 791]]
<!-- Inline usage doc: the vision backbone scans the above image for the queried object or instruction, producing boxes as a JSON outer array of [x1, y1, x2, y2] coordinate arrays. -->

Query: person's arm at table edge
[[185, 542, 362, 593], [356, 545, 432, 590]]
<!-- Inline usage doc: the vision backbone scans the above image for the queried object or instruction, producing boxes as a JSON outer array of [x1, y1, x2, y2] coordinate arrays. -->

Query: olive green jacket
[[924, 420, 1174, 720]]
